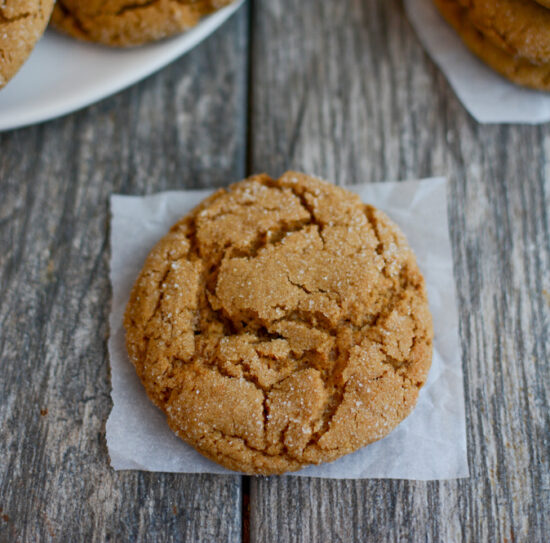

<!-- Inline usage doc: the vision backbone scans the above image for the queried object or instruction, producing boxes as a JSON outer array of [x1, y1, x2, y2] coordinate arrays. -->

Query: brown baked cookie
[[533, 0, 550, 8], [0, 0, 55, 89], [51, 0, 234, 47], [455, 0, 550, 64], [435, 0, 550, 91], [124, 173, 433, 475]]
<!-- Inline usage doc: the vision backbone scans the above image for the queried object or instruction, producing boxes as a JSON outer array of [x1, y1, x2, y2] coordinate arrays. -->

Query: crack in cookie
[[124, 172, 433, 474]]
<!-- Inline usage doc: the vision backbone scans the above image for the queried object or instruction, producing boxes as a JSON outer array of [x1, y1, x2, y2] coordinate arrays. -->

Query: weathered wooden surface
[[0, 10, 247, 543], [1, 0, 549, 541], [248, 0, 549, 542]]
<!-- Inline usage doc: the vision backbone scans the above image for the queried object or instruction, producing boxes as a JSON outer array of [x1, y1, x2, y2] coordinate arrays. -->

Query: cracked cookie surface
[[124, 172, 434, 474], [51, 0, 234, 47], [0, 0, 55, 88], [435, 0, 550, 91]]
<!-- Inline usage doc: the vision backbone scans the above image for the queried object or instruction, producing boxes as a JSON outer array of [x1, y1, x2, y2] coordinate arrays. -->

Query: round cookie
[[455, 0, 550, 64], [435, 0, 550, 91], [51, 0, 234, 47], [0, 0, 55, 89], [124, 172, 433, 475]]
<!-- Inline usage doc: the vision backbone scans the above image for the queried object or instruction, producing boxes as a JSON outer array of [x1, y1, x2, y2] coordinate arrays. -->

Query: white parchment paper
[[107, 177, 469, 479], [405, 0, 550, 124]]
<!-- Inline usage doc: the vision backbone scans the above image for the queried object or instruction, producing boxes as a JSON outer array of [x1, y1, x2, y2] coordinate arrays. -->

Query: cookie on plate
[[0, 0, 55, 89], [435, 0, 550, 91], [51, 0, 234, 47], [124, 172, 434, 475]]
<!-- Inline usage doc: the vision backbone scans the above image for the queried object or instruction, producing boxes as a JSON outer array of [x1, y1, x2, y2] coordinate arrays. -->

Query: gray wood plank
[[0, 9, 248, 542], [247, 0, 550, 541]]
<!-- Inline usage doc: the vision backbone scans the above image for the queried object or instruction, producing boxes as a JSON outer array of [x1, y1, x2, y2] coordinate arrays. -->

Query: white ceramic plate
[[0, 0, 244, 132]]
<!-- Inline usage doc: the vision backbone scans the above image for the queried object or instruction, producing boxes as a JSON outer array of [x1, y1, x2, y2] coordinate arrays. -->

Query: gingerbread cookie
[[0, 0, 55, 89], [455, 0, 550, 64], [51, 0, 234, 47], [124, 173, 433, 474], [435, 0, 550, 91]]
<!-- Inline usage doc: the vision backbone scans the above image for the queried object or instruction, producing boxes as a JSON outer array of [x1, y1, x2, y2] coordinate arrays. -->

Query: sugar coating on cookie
[[51, 0, 234, 47], [124, 173, 433, 474], [0, 0, 55, 88]]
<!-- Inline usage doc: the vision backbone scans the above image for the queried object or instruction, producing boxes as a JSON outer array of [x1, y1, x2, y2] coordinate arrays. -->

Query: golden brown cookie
[[455, 0, 550, 64], [51, 0, 234, 47], [124, 173, 434, 475], [0, 0, 55, 89], [435, 0, 550, 91]]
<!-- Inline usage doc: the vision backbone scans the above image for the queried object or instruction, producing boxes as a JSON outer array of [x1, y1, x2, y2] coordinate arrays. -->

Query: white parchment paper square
[[405, 0, 550, 124], [107, 177, 469, 479]]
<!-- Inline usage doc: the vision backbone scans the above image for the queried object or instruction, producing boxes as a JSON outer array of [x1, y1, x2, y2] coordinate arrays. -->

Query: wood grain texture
[[0, 9, 248, 542], [247, 0, 549, 542]]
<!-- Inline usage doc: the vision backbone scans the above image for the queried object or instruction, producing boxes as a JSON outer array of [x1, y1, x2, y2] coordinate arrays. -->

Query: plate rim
[[0, 0, 244, 132]]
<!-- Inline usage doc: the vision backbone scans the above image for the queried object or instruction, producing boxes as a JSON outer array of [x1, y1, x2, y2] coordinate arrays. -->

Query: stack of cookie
[[0, 0, 233, 89], [434, 0, 550, 91]]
